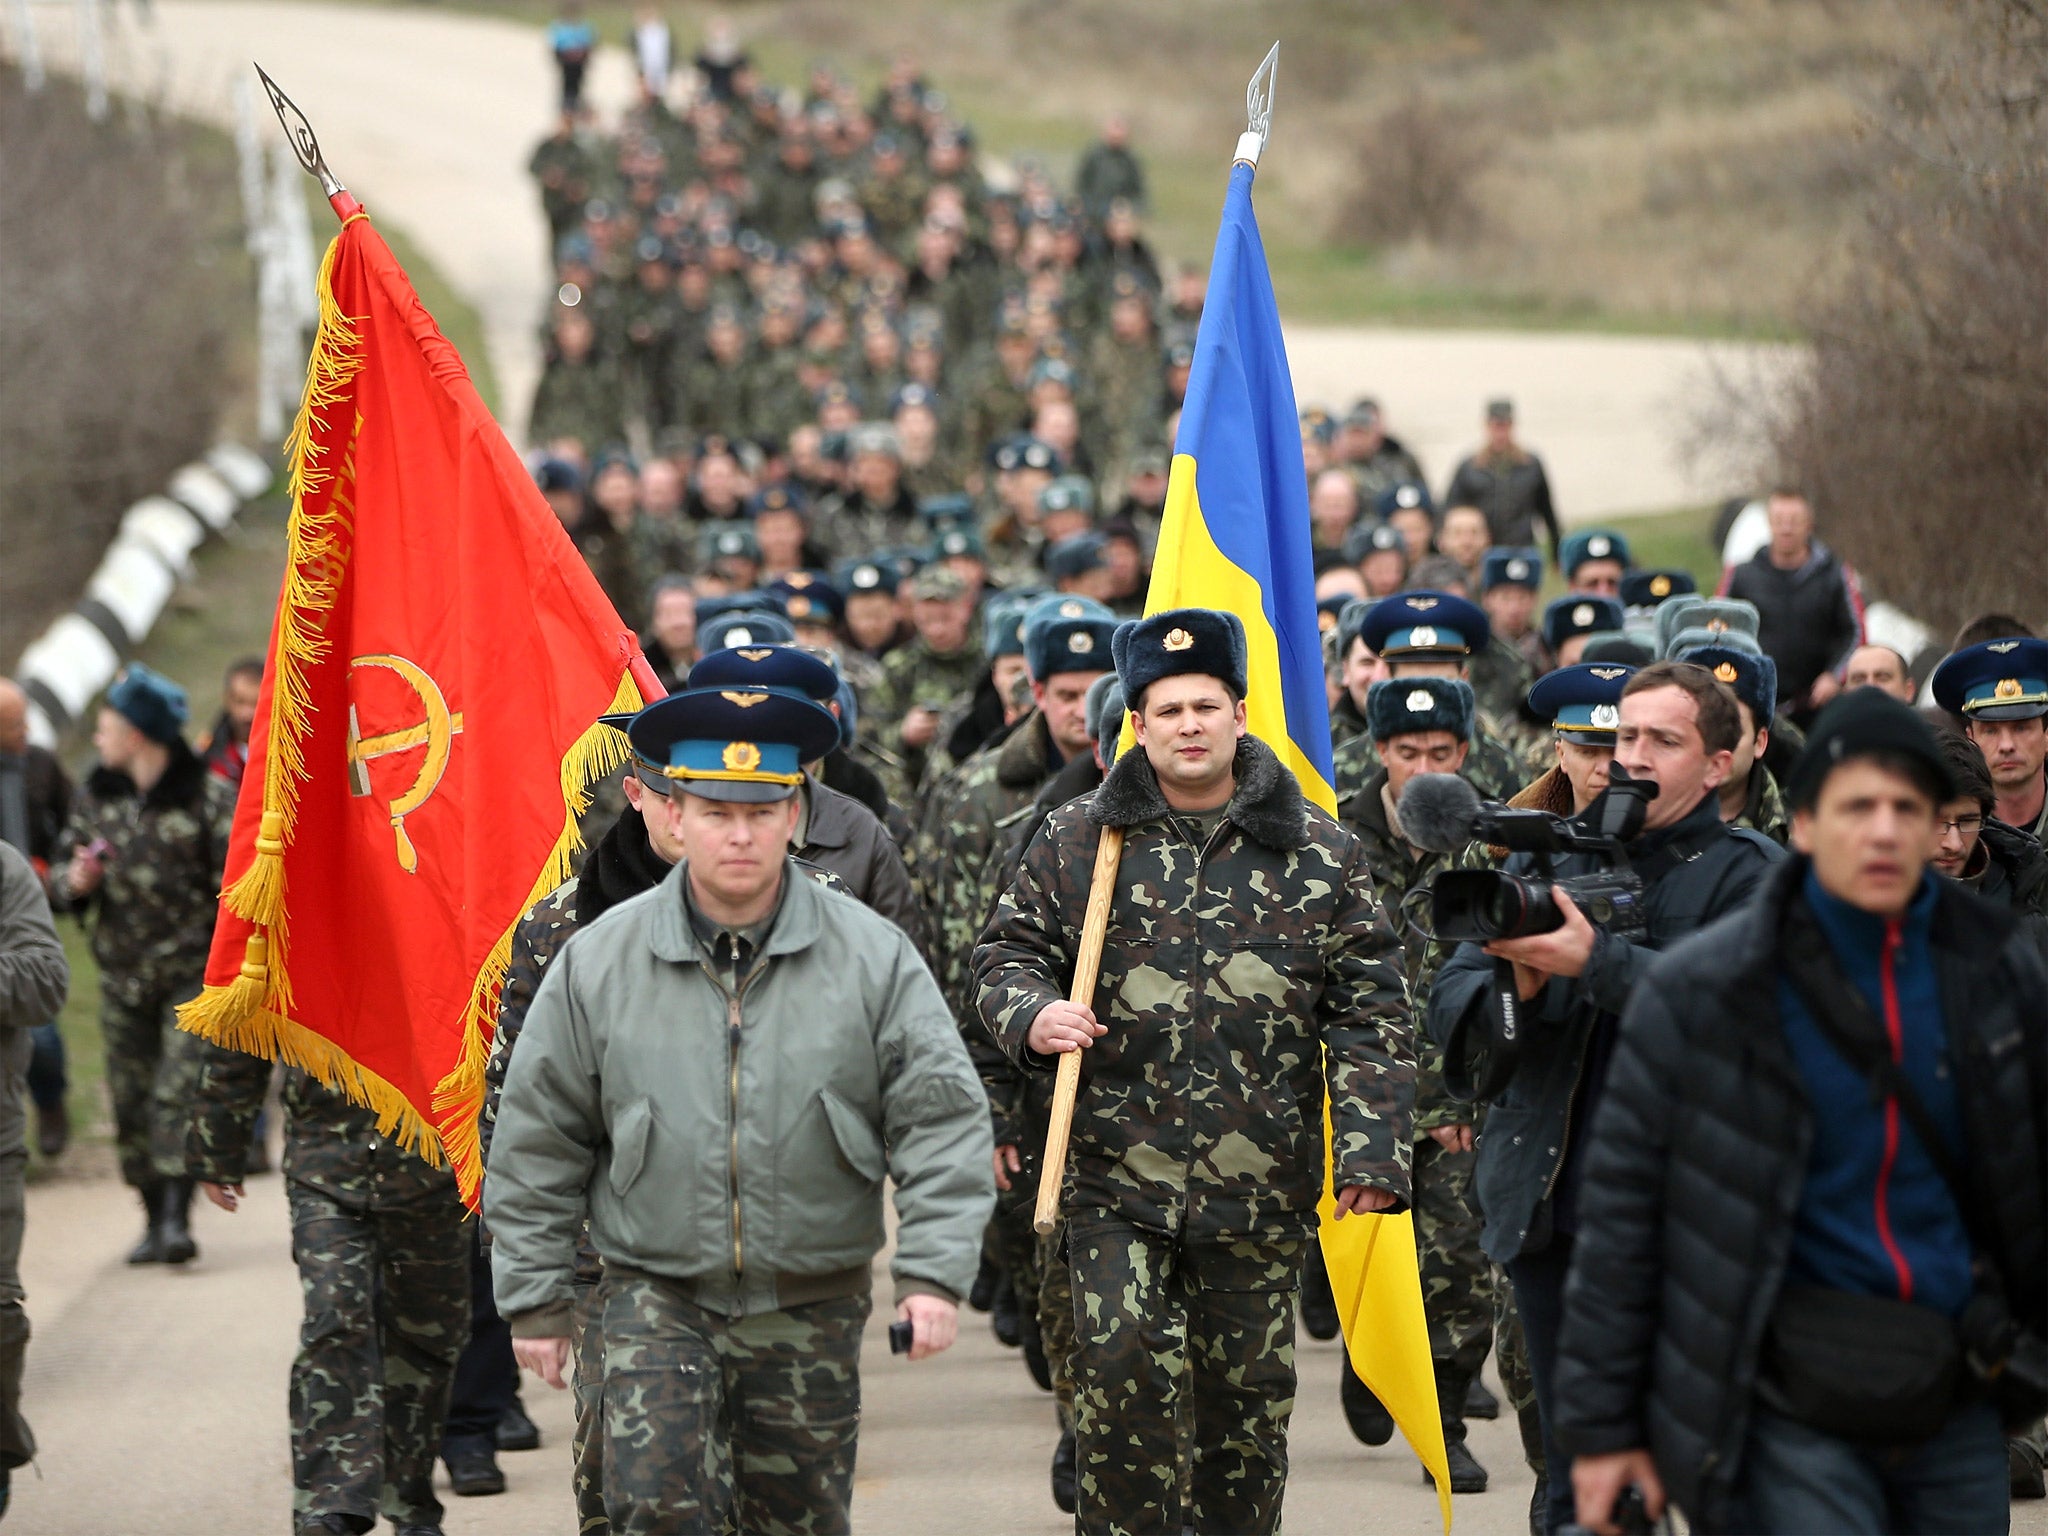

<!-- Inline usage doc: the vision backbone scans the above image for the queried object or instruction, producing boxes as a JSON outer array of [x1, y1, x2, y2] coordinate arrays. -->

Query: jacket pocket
[[819, 1088, 886, 1183], [608, 1098, 654, 1197]]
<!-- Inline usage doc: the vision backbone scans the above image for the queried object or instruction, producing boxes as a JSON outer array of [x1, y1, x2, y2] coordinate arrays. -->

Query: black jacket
[[1444, 448, 1559, 557], [1428, 793, 1782, 1263], [1719, 541, 1863, 712], [1552, 857, 2048, 1529]]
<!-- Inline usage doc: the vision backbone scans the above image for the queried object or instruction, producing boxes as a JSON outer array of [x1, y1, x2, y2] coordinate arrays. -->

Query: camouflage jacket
[[865, 637, 988, 801], [1733, 764, 1790, 845], [1467, 633, 1536, 730], [187, 1057, 455, 1207], [1332, 712, 1528, 806], [1339, 767, 1493, 1135], [52, 743, 234, 992], [973, 736, 1414, 1238], [921, 712, 1061, 1024]]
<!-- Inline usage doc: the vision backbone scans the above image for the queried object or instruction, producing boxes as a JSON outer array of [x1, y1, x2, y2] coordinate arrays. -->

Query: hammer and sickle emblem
[[346, 654, 463, 874]]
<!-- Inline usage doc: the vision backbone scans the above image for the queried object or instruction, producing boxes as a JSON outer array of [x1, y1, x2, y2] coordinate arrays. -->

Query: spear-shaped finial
[[1236, 42, 1280, 168], [255, 63, 362, 222]]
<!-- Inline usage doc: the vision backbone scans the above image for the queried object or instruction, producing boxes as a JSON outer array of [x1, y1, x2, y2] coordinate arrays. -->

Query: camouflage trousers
[[997, 1190, 1078, 1430], [100, 972, 230, 1188], [572, 1275, 608, 1534], [601, 1270, 869, 1535], [1414, 1137, 1492, 1384], [287, 1182, 470, 1530], [1067, 1211, 1305, 1536]]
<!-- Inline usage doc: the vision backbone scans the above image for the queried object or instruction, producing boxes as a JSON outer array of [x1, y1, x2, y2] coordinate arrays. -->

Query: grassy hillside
[[319, 0, 1932, 335]]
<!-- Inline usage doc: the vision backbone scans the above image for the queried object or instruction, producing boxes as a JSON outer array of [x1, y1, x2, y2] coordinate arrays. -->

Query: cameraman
[[1555, 690, 2047, 1535], [1428, 661, 1782, 1534]]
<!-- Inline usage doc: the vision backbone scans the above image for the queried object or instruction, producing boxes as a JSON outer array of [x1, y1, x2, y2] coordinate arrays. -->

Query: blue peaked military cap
[[745, 483, 810, 519], [699, 608, 797, 653], [1560, 529, 1632, 578], [1528, 662, 1638, 745], [1044, 532, 1108, 582], [1542, 595, 1626, 654], [1038, 475, 1096, 518], [765, 572, 843, 627], [1481, 547, 1544, 592], [1023, 594, 1118, 682], [1343, 519, 1408, 567], [1112, 608, 1248, 701], [1366, 676, 1475, 744], [1375, 480, 1436, 520], [1676, 642, 1777, 723], [834, 556, 899, 599], [931, 523, 987, 563], [622, 685, 839, 803], [106, 663, 189, 745], [918, 493, 975, 525], [700, 522, 761, 564], [1931, 637, 2048, 721], [1359, 590, 1491, 659], [1316, 594, 1353, 638], [1619, 569, 1696, 610], [688, 642, 838, 704]]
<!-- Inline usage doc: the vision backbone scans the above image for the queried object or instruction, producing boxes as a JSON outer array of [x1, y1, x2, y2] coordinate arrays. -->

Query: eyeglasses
[[1938, 815, 1984, 836]]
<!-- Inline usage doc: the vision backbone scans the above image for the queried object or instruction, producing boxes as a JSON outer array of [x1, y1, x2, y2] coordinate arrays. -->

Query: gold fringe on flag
[[434, 670, 644, 1202]]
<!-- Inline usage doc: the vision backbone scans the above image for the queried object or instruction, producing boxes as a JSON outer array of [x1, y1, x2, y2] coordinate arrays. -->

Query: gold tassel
[[433, 670, 645, 1203]]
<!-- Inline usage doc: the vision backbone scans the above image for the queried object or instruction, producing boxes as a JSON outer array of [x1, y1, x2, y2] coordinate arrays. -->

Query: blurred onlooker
[[1717, 488, 1865, 724], [0, 838, 68, 1511], [1308, 468, 1360, 551], [1437, 504, 1491, 589], [1336, 399, 1425, 507], [692, 18, 749, 103], [632, 3, 672, 100], [641, 576, 698, 695], [1844, 643, 1916, 703], [548, 2, 596, 114], [1075, 113, 1147, 220], [199, 657, 262, 791], [1444, 398, 1559, 562], [0, 681, 71, 1161]]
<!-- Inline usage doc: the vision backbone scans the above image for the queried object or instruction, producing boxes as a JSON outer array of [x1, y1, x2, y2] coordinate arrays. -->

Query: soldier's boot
[[125, 1182, 167, 1265], [157, 1180, 198, 1266], [1300, 1242, 1340, 1341], [968, 1250, 1000, 1313], [990, 1272, 1021, 1348], [1465, 1375, 1500, 1420], [2013, 1434, 2047, 1500], [1423, 1365, 1489, 1495], [1049, 1427, 1076, 1514], [496, 1399, 541, 1452], [1519, 1402, 1549, 1536], [1019, 1301, 1051, 1391], [1339, 1357, 1395, 1446]]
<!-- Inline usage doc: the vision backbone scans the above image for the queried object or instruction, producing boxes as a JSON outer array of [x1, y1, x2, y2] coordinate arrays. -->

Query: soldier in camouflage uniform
[[1336, 677, 1499, 1494], [486, 687, 991, 1536], [189, 1058, 468, 1536], [1673, 642, 1792, 846], [49, 667, 236, 1266], [1335, 592, 1530, 805], [974, 608, 1413, 1536], [529, 309, 625, 454], [863, 565, 986, 805]]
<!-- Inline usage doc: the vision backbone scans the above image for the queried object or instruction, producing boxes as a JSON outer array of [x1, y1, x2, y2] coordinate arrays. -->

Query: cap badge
[[1318, 611, 1338, 632], [1588, 536, 1612, 557], [1410, 597, 1440, 611], [1989, 641, 2021, 654], [1650, 575, 1672, 598], [1507, 560, 1529, 580], [1069, 632, 1095, 654], [721, 691, 769, 709], [722, 741, 763, 772], [1591, 704, 1620, 729], [1406, 689, 1435, 713], [1706, 618, 1729, 633], [1714, 662, 1739, 684], [1590, 667, 1627, 681], [1996, 678, 2024, 699], [1572, 604, 1595, 627], [726, 627, 754, 646], [787, 596, 814, 618], [737, 649, 774, 662], [853, 566, 880, 588], [1060, 600, 1086, 618], [1409, 626, 1439, 649], [1163, 628, 1195, 652]]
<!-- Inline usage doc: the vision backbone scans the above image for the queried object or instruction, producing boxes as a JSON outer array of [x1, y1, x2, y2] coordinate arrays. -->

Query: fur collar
[[1509, 764, 1574, 818], [997, 711, 1055, 789], [1088, 734, 1308, 851], [86, 739, 207, 812]]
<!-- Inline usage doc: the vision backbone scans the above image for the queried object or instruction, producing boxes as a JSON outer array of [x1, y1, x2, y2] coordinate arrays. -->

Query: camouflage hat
[[908, 564, 970, 602]]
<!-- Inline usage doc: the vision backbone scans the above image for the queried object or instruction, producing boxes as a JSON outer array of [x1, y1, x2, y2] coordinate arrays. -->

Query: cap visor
[[1963, 702, 2048, 722], [673, 777, 801, 804], [1554, 728, 1617, 747]]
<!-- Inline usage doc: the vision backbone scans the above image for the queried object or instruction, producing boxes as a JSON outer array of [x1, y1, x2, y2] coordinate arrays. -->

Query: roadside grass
[[281, 0, 1931, 337]]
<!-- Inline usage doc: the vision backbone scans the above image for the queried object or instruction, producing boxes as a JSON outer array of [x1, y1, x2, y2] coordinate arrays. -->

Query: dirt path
[[33, 0, 1797, 517]]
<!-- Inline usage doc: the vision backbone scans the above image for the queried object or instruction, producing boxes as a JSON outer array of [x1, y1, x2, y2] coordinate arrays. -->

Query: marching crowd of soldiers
[[0, 23, 2043, 1536]]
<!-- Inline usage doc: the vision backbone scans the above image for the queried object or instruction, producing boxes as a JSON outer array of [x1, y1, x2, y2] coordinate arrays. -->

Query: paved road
[[13, 1162, 1541, 1535], [33, 0, 1796, 518]]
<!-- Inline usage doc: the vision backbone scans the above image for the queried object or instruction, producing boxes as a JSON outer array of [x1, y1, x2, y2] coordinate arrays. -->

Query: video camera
[[1399, 769, 1658, 943], [1398, 769, 1660, 1101]]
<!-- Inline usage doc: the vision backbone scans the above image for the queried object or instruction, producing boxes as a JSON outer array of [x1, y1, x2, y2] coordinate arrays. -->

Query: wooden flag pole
[[1031, 822, 1125, 1236]]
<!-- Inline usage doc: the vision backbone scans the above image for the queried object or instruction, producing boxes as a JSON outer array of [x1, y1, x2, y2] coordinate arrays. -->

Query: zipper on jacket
[[1874, 920, 1913, 1301], [1176, 815, 1231, 1213], [708, 951, 768, 1293]]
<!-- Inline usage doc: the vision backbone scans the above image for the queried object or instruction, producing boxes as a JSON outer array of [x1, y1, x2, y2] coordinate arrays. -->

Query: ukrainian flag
[[1146, 158, 1453, 1526]]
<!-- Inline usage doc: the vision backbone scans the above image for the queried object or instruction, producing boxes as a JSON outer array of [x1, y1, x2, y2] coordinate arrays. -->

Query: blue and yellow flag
[[1145, 158, 1453, 1527]]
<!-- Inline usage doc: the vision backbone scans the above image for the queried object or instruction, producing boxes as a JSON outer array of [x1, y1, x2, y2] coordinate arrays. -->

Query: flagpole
[[255, 63, 363, 222], [1030, 42, 1282, 1239]]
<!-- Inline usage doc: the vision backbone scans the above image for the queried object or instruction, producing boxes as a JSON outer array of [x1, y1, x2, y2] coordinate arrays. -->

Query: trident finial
[[254, 62, 354, 211], [1236, 42, 1280, 168]]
